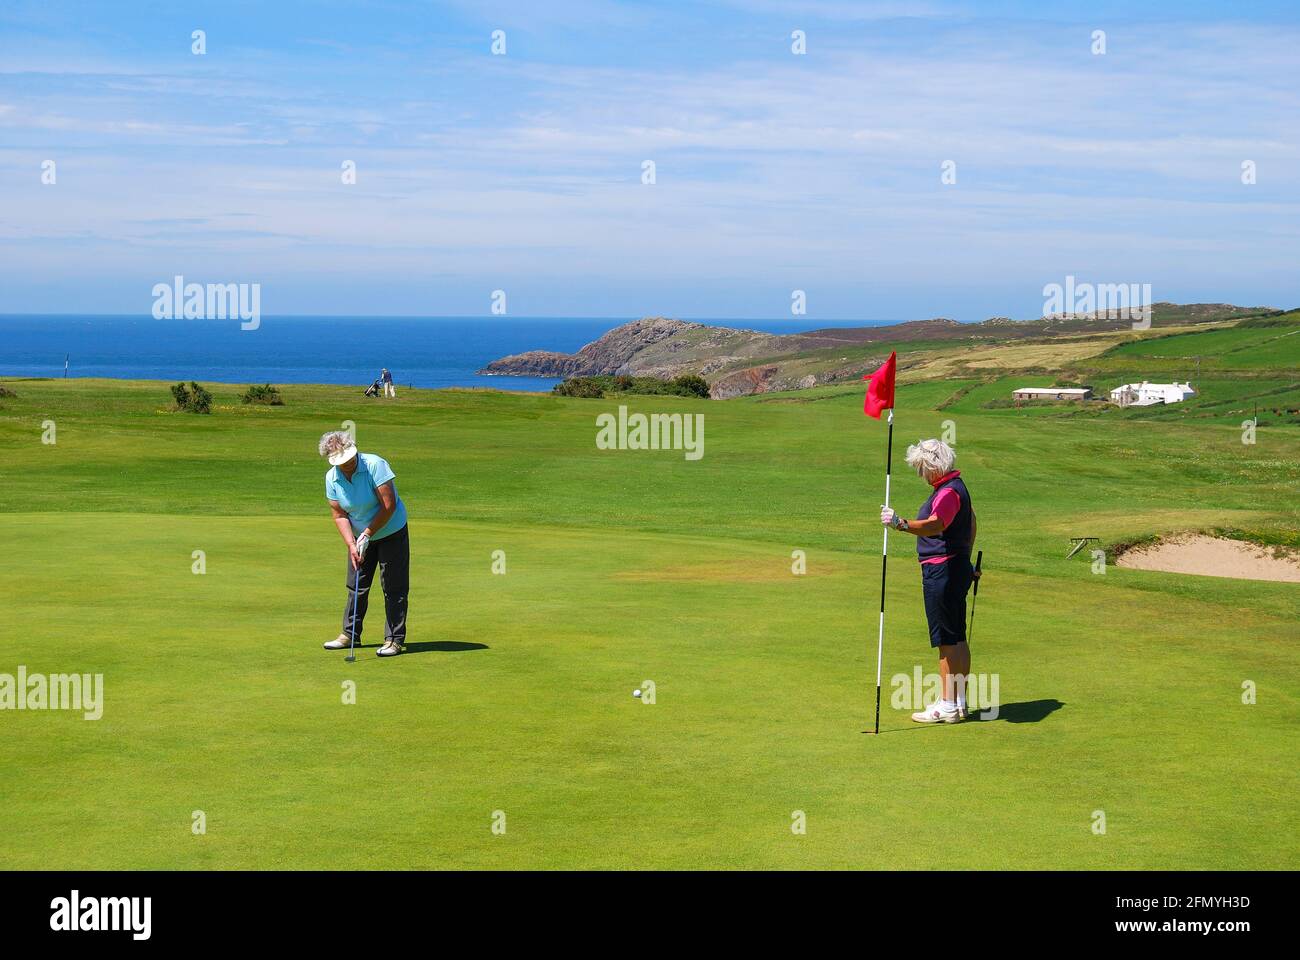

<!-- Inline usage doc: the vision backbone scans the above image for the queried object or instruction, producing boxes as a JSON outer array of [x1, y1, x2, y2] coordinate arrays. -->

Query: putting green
[[0, 378, 1296, 869]]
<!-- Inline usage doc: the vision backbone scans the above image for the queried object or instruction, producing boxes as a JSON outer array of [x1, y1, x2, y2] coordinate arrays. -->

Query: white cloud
[[1, 12, 1296, 316]]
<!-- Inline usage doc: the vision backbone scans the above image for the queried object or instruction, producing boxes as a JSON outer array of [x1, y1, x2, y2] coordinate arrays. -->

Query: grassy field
[[1, 373, 1297, 869], [1086, 310, 1300, 378], [1105, 323, 1300, 370]]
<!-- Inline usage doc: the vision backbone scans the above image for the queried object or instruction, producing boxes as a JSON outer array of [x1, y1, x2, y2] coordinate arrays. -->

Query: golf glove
[[880, 506, 903, 529], [356, 533, 371, 559]]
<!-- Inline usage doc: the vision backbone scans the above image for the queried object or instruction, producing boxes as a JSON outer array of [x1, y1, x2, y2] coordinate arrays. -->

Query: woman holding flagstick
[[880, 438, 979, 723], [863, 351, 978, 728]]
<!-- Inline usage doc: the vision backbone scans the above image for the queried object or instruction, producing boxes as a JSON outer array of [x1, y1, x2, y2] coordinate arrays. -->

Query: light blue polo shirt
[[325, 453, 408, 540]]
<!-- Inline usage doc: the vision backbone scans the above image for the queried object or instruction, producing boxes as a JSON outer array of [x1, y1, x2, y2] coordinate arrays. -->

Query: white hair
[[905, 438, 956, 478], [318, 431, 354, 458]]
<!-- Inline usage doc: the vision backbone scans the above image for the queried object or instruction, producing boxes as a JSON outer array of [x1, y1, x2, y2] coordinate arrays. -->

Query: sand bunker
[[1117, 535, 1300, 583]]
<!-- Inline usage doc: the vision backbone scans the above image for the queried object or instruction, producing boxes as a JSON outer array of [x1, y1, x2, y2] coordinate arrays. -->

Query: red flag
[[862, 351, 896, 418]]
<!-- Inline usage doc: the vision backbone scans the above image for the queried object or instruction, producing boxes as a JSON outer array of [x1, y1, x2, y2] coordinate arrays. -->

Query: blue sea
[[0, 315, 890, 391]]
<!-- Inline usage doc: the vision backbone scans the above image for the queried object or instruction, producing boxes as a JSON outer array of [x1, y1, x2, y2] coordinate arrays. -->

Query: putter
[[967, 550, 983, 643], [345, 555, 362, 662], [345, 534, 370, 662]]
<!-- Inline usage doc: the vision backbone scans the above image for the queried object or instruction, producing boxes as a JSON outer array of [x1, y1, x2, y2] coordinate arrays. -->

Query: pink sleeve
[[931, 488, 959, 528]]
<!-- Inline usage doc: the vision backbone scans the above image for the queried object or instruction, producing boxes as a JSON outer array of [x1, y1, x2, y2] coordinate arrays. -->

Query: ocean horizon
[[0, 314, 898, 391]]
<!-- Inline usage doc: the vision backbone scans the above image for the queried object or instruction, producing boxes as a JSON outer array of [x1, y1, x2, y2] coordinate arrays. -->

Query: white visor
[[327, 444, 358, 466]]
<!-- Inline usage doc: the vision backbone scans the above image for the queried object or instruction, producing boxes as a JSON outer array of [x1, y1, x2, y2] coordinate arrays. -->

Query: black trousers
[[343, 524, 409, 645]]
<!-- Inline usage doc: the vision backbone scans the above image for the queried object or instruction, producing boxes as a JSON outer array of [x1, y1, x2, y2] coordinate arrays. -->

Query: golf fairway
[[1, 378, 1296, 869]]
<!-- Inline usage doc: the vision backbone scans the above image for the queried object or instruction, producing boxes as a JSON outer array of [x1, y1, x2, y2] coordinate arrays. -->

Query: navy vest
[[916, 474, 974, 560]]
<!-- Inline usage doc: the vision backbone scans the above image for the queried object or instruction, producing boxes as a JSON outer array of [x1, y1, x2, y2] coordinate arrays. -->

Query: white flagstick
[[874, 408, 894, 734]]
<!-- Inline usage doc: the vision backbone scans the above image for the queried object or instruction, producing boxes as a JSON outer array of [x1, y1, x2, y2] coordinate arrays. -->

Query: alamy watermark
[[50, 891, 150, 940], [1042, 275, 1151, 330], [891, 667, 999, 719], [152, 275, 261, 330], [596, 405, 704, 460], [1, 666, 103, 720]]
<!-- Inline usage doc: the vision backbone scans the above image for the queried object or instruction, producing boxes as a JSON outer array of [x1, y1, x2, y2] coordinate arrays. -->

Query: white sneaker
[[324, 633, 352, 650], [377, 640, 404, 657], [911, 701, 961, 724]]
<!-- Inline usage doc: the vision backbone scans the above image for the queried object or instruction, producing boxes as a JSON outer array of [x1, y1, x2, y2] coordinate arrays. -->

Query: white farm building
[[1109, 381, 1196, 407], [1011, 387, 1093, 401]]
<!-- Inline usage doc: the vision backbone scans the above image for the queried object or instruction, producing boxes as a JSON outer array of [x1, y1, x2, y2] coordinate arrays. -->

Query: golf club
[[345, 534, 371, 662], [345, 570, 359, 662], [967, 549, 983, 644]]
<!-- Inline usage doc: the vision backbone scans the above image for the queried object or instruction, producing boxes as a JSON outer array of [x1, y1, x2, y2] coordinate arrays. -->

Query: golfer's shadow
[[965, 698, 1064, 723], [866, 698, 1064, 734], [401, 640, 489, 654]]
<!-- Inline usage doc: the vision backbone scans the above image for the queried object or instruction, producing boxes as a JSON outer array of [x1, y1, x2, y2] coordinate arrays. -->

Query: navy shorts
[[920, 556, 974, 648]]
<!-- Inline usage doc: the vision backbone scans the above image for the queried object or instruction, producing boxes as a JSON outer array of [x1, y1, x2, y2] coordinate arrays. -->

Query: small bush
[[671, 373, 711, 398], [553, 373, 713, 399], [553, 377, 607, 398], [0, 386, 17, 398], [241, 383, 283, 405], [171, 381, 213, 414]]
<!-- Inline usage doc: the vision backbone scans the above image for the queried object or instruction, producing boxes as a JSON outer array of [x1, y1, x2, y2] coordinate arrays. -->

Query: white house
[[1011, 387, 1093, 401], [1109, 381, 1196, 407]]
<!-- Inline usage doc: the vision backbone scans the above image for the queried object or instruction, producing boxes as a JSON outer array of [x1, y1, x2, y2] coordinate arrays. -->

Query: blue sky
[[1, 0, 1297, 321]]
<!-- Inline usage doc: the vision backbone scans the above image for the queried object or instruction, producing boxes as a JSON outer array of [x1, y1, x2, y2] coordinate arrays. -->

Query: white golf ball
[[632, 689, 642, 698]]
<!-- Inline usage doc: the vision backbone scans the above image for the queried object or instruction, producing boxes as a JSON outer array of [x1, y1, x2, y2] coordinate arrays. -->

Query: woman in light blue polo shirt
[[318, 431, 410, 657]]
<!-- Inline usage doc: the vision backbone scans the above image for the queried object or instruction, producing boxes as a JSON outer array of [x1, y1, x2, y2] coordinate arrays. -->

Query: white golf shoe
[[377, 640, 404, 657], [323, 634, 352, 650], [911, 701, 961, 724]]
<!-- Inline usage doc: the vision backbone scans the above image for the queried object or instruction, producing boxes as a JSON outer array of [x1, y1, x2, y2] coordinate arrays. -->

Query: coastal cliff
[[479, 304, 1273, 398]]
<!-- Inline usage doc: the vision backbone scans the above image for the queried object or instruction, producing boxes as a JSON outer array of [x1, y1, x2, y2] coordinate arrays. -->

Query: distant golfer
[[318, 431, 409, 657], [381, 368, 395, 398], [880, 438, 978, 723]]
